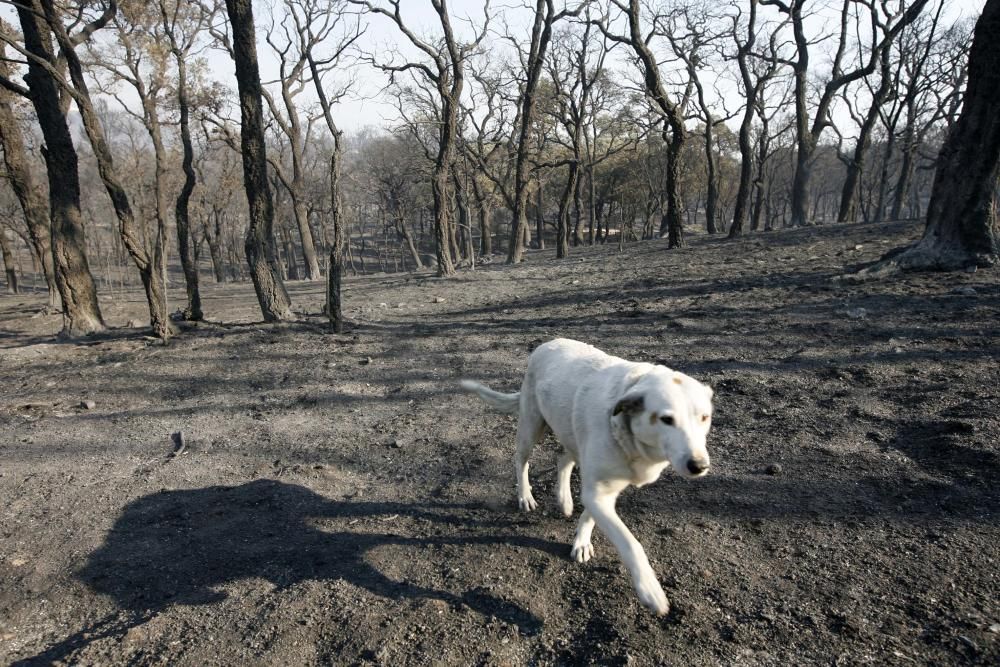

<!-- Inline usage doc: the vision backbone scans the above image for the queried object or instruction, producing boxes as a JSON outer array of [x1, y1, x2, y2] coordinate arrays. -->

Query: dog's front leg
[[570, 509, 595, 562], [583, 485, 669, 615]]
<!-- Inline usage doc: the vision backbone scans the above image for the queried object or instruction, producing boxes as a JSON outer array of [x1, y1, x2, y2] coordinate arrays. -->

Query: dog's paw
[[518, 492, 538, 512], [634, 572, 669, 615], [570, 540, 593, 563]]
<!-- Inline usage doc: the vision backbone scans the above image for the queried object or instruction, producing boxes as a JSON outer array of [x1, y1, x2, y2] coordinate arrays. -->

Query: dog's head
[[611, 368, 714, 478]]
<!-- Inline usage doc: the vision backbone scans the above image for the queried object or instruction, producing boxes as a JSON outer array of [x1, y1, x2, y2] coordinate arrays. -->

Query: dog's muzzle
[[686, 458, 710, 476]]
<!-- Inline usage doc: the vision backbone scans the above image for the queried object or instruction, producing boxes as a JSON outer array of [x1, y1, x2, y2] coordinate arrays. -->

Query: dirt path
[[1, 220, 998, 665]]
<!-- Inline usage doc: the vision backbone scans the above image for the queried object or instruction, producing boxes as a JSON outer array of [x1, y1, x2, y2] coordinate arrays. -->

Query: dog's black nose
[[687, 459, 709, 475]]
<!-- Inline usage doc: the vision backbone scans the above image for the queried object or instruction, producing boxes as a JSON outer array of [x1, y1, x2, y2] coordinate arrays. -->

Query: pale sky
[[0, 0, 987, 136]]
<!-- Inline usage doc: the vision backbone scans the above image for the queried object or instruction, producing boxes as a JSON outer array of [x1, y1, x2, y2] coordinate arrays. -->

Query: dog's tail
[[459, 379, 520, 415]]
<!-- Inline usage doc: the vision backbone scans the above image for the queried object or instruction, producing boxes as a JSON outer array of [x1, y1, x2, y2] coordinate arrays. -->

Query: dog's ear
[[612, 394, 645, 417]]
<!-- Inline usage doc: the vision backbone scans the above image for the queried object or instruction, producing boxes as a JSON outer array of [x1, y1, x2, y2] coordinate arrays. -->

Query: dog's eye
[[660, 415, 674, 426]]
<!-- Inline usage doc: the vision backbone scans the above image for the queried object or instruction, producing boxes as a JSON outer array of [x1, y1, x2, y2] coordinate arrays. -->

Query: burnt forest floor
[[1, 219, 998, 666]]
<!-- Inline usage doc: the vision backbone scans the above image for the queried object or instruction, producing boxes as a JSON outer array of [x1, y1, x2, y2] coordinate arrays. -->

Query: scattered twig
[[169, 431, 187, 458]]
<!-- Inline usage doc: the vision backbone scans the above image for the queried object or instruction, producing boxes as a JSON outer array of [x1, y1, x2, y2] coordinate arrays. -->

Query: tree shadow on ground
[[15, 479, 559, 666]]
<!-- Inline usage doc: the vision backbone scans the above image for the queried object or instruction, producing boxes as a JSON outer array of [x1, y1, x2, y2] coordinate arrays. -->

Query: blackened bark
[[172, 42, 203, 319], [556, 162, 577, 259], [205, 211, 227, 282], [225, 0, 293, 321], [16, 1, 104, 335], [453, 169, 473, 264], [470, 177, 492, 255], [327, 142, 346, 331], [0, 230, 18, 293], [533, 178, 545, 250], [0, 56, 58, 308]]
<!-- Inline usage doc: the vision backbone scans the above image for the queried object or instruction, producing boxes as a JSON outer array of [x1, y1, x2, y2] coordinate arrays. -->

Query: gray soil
[[1, 220, 997, 666]]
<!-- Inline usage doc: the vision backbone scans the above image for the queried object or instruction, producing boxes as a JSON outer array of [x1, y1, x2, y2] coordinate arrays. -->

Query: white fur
[[461, 338, 714, 615]]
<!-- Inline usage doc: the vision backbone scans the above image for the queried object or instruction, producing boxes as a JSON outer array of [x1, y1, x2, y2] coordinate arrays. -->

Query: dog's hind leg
[[514, 405, 547, 512], [556, 452, 576, 517]]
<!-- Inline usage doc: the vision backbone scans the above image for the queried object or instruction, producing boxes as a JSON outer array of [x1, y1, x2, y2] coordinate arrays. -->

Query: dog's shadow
[[17, 479, 558, 665]]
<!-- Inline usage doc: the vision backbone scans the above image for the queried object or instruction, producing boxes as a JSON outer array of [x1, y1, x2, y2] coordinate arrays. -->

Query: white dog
[[460, 338, 714, 614]]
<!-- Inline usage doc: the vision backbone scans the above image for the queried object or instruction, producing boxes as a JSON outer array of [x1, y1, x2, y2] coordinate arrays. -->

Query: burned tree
[[43, 0, 174, 339], [224, 0, 294, 320], [351, 0, 489, 277], [598, 0, 688, 248], [293, 0, 362, 331], [761, 0, 929, 227], [159, 0, 209, 320], [506, 0, 580, 264], [853, 0, 1000, 275], [0, 2, 105, 336]]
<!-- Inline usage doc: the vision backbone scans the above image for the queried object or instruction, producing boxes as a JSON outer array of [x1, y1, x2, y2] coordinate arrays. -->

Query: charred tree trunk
[[397, 213, 423, 270], [172, 53, 203, 319], [556, 162, 578, 259], [658, 129, 686, 247], [225, 0, 293, 321], [533, 178, 545, 250], [704, 127, 718, 234], [0, 54, 58, 308], [0, 230, 17, 293], [728, 0, 759, 239], [15, 1, 104, 335], [470, 177, 492, 255], [291, 196, 320, 280], [587, 165, 597, 245], [205, 211, 227, 283], [891, 114, 918, 221], [431, 160, 456, 275], [327, 138, 346, 331], [610, 0, 686, 247], [453, 169, 473, 264]]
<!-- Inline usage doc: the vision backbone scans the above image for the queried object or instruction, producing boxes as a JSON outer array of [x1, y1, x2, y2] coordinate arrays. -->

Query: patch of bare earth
[[1, 220, 997, 665]]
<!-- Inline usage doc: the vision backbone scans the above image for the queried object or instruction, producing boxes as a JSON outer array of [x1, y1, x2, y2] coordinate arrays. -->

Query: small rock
[[765, 463, 783, 475], [845, 307, 867, 320], [360, 357, 373, 365], [10, 557, 27, 567], [964, 265, 977, 274], [699, 568, 712, 579], [378, 302, 388, 308], [853, 244, 863, 251], [433, 296, 446, 303], [79, 400, 96, 410], [988, 623, 1000, 634], [396, 303, 406, 309], [950, 286, 977, 296], [571, 280, 580, 285], [391, 439, 407, 449]]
